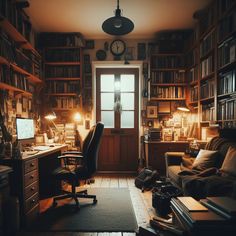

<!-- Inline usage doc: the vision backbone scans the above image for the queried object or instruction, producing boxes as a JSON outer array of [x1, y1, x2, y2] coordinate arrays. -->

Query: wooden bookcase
[[0, 1, 42, 97], [185, 0, 236, 136], [216, 0, 236, 128], [40, 33, 84, 122]]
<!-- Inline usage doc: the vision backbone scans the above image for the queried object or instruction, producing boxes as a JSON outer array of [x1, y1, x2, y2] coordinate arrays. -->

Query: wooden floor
[[17, 174, 157, 236]]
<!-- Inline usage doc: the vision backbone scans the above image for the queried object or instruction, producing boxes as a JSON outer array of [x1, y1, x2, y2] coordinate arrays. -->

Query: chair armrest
[[165, 152, 185, 167], [62, 151, 82, 155], [57, 154, 83, 159]]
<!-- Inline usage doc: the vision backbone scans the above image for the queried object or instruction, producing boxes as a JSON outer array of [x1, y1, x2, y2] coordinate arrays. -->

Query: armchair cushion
[[192, 149, 219, 171], [220, 146, 236, 177]]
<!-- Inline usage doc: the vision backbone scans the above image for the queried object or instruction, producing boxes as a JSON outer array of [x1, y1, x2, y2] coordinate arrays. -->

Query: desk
[[0, 144, 67, 228], [0, 165, 13, 235], [144, 141, 189, 175]]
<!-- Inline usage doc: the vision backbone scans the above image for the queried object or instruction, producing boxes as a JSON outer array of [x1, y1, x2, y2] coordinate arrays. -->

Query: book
[[171, 198, 227, 226], [206, 197, 236, 216], [200, 199, 232, 220], [177, 196, 208, 212]]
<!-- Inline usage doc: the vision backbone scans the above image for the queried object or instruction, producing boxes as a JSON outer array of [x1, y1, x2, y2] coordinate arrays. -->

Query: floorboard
[[17, 174, 154, 236]]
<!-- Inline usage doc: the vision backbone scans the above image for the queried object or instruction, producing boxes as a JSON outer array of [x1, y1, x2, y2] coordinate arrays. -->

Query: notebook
[[206, 197, 236, 216], [177, 196, 208, 212]]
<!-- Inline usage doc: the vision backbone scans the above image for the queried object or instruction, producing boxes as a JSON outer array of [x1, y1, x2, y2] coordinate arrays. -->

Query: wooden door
[[96, 68, 139, 171]]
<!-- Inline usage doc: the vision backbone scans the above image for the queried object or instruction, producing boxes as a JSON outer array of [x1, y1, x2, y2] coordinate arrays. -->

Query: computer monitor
[[16, 118, 35, 145]]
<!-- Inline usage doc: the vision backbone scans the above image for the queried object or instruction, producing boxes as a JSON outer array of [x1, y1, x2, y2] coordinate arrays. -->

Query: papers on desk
[[33, 146, 50, 151]]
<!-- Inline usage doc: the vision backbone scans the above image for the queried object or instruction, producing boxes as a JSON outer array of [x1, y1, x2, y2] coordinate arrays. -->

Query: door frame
[[92, 61, 143, 171]]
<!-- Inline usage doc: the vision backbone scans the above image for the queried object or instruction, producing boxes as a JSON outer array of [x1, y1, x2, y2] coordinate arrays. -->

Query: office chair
[[52, 121, 104, 208]]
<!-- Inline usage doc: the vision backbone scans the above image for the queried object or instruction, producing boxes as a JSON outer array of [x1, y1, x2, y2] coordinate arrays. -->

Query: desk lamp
[[44, 111, 58, 139]]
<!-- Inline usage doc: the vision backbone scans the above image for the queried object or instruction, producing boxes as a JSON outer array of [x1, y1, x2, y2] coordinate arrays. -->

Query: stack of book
[[170, 196, 236, 236]]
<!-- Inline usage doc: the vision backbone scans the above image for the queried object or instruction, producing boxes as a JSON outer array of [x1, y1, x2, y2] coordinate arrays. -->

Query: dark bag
[[152, 185, 182, 216], [135, 168, 159, 192]]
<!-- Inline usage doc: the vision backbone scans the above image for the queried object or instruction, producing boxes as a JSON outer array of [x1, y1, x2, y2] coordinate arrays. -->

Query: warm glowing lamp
[[74, 112, 82, 122], [177, 101, 190, 112]]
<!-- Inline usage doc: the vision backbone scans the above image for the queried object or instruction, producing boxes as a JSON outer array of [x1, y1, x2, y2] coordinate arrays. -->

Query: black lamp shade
[[102, 16, 134, 35], [102, 4, 134, 36]]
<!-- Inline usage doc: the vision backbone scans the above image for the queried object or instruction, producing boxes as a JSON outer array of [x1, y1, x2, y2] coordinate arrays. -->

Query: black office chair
[[52, 121, 104, 208]]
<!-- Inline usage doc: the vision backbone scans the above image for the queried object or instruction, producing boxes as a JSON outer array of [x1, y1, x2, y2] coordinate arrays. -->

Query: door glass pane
[[101, 111, 114, 128], [121, 93, 134, 110], [101, 93, 114, 110], [120, 74, 134, 92], [101, 74, 115, 92], [121, 111, 134, 128]]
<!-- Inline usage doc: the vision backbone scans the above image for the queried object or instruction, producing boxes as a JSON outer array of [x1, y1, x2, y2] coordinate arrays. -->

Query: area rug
[[33, 188, 138, 232]]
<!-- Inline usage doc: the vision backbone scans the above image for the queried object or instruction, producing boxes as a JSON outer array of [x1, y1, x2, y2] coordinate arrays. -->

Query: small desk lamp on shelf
[[44, 111, 59, 140]]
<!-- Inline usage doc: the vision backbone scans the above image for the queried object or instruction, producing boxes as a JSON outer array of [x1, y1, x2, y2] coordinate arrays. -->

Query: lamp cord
[[117, 0, 119, 9]]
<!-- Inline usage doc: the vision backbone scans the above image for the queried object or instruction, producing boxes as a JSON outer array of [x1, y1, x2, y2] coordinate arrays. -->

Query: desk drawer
[[25, 159, 38, 174], [24, 170, 38, 187], [25, 193, 39, 213], [25, 181, 38, 199]]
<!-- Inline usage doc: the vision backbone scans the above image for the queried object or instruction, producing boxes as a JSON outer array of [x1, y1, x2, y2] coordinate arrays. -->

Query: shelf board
[[151, 53, 184, 56], [53, 108, 76, 111], [0, 82, 32, 96], [189, 101, 198, 106], [0, 18, 40, 57], [218, 30, 236, 46], [200, 72, 215, 81], [218, 60, 236, 72], [151, 68, 185, 72], [218, 92, 236, 99], [200, 97, 214, 103], [150, 97, 186, 101], [46, 93, 78, 96], [200, 48, 214, 61], [190, 81, 198, 86], [151, 83, 187, 86], [45, 62, 81, 65], [0, 56, 9, 65], [45, 46, 81, 49], [45, 77, 81, 81], [10, 63, 42, 83]]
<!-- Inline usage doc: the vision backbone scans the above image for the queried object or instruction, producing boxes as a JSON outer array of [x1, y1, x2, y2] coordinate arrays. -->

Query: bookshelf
[[0, 1, 42, 97], [184, 0, 236, 134], [41, 33, 84, 122], [216, 0, 236, 128], [150, 53, 186, 101], [83, 54, 92, 116]]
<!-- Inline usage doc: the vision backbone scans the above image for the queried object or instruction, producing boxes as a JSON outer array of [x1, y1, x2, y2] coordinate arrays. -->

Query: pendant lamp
[[102, 0, 134, 36]]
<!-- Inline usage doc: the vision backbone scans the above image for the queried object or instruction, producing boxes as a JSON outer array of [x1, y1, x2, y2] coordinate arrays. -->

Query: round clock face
[[110, 39, 126, 56], [96, 49, 107, 60]]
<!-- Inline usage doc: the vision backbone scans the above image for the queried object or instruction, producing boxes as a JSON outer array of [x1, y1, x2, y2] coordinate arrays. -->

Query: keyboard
[[33, 146, 50, 151]]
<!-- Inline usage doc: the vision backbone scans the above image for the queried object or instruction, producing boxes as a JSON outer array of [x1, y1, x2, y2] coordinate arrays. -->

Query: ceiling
[[25, 0, 213, 39]]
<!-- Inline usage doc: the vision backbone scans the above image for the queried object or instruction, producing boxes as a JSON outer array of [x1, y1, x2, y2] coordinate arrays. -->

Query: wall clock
[[96, 49, 107, 60], [110, 39, 126, 56]]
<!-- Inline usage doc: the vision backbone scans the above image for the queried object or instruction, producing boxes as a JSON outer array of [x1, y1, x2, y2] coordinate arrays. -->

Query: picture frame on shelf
[[158, 101, 171, 114], [125, 47, 134, 60], [147, 120, 154, 127], [137, 43, 146, 60], [85, 40, 95, 49], [146, 105, 158, 118]]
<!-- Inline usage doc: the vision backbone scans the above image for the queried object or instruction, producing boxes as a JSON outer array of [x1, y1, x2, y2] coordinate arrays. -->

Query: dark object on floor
[[135, 168, 159, 192], [137, 225, 159, 236], [152, 185, 182, 216], [52, 122, 104, 208], [32, 188, 138, 232]]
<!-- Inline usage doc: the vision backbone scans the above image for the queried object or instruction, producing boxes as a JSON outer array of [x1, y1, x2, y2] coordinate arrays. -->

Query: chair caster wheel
[[93, 199, 97, 204]]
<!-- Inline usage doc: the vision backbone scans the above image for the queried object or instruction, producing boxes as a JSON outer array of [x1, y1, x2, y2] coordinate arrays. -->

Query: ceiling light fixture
[[102, 0, 134, 36]]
